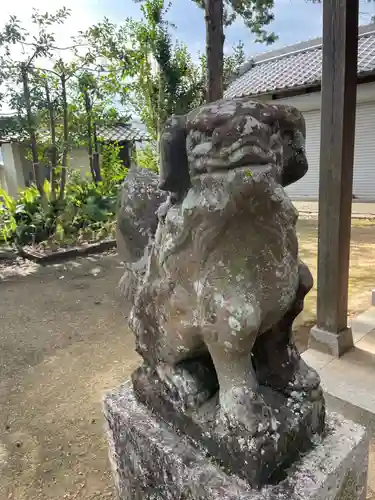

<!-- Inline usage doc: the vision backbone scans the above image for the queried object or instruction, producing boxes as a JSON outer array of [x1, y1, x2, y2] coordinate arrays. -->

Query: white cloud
[[0, 0, 101, 44], [0, 1, 107, 112]]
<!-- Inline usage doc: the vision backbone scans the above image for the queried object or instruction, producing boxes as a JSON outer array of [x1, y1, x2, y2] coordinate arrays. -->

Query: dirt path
[[0, 252, 139, 500], [0, 219, 374, 500]]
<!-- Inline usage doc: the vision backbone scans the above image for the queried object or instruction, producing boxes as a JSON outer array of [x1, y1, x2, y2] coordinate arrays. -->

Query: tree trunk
[[157, 68, 165, 139], [45, 81, 58, 200], [92, 123, 101, 182], [21, 65, 44, 196], [83, 89, 99, 182], [205, 0, 224, 102], [59, 73, 68, 201], [93, 123, 99, 154]]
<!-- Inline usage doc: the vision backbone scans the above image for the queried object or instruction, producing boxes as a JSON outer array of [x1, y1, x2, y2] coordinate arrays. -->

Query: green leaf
[[43, 178, 52, 200], [0, 189, 16, 212]]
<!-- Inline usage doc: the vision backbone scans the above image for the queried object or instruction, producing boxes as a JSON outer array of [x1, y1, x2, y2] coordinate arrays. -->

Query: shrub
[[134, 143, 159, 172], [0, 144, 128, 247], [0, 181, 60, 245], [101, 143, 128, 189]]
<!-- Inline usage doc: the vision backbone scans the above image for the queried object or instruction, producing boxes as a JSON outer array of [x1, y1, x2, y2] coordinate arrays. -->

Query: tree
[[0, 8, 122, 199], [194, 0, 375, 102], [75, 70, 120, 183], [78, 72, 100, 182], [27, 59, 85, 200], [0, 8, 71, 197], [30, 61, 74, 201], [36, 69, 60, 199], [200, 40, 246, 95], [83, 0, 206, 142], [192, 0, 276, 102]]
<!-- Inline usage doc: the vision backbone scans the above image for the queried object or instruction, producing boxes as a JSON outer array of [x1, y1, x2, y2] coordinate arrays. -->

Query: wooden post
[[309, 0, 359, 357]]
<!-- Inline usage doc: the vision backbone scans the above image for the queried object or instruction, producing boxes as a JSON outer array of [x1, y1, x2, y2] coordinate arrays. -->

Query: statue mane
[[157, 167, 294, 273]]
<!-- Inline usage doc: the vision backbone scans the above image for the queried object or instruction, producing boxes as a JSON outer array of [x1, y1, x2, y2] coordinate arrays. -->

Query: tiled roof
[[0, 114, 26, 143], [97, 122, 148, 143], [225, 26, 375, 99], [0, 117, 149, 144]]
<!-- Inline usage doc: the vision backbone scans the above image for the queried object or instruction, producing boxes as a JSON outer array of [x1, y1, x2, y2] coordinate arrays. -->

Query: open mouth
[[191, 143, 275, 175], [195, 163, 274, 177]]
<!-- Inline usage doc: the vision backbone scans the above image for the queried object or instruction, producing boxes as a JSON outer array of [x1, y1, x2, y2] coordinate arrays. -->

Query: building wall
[[69, 143, 133, 178], [271, 81, 375, 111], [0, 142, 134, 196], [0, 143, 25, 197], [69, 147, 92, 179], [18, 144, 35, 186], [0, 165, 8, 192], [269, 81, 375, 201]]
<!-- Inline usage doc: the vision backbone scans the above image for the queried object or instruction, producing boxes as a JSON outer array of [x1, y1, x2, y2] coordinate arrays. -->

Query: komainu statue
[[116, 97, 325, 487]]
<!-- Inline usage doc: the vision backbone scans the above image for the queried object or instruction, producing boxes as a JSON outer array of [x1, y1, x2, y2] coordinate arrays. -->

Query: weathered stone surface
[[104, 383, 369, 500], [132, 364, 325, 487], [116, 166, 166, 299], [116, 97, 325, 485], [116, 166, 166, 263], [129, 97, 323, 446], [159, 98, 308, 192]]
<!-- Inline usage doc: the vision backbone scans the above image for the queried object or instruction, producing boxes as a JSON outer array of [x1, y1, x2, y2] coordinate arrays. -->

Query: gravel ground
[[0, 218, 374, 499], [0, 251, 139, 500]]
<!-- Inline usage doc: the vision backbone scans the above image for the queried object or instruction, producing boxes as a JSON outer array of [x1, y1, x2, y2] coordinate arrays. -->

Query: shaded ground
[[0, 218, 374, 499]]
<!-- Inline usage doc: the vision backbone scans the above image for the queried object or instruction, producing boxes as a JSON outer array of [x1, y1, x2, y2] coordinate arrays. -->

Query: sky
[[1, 0, 375, 115], [1, 0, 375, 62]]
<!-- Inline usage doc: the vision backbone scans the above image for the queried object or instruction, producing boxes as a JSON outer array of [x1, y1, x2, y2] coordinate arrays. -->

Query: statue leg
[[201, 294, 275, 435], [130, 280, 218, 410], [252, 261, 321, 395]]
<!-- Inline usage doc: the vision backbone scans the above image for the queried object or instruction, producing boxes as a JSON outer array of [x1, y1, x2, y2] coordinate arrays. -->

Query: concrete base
[[104, 383, 369, 500], [309, 325, 354, 357]]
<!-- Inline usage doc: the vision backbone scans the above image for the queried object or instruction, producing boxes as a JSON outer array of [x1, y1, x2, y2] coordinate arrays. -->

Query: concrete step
[[302, 307, 375, 415]]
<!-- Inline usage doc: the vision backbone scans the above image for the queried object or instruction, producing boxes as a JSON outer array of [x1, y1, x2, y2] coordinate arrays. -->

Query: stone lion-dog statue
[[117, 96, 322, 438]]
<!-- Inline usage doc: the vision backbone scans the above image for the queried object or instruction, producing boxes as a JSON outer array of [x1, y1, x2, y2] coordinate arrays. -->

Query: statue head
[[158, 97, 308, 197]]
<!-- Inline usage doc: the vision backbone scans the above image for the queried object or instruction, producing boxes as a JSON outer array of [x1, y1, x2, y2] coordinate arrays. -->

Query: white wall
[[276, 81, 375, 201], [0, 144, 93, 195], [69, 147, 92, 179], [270, 81, 375, 111], [0, 143, 25, 197], [0, 165, 8, 192]]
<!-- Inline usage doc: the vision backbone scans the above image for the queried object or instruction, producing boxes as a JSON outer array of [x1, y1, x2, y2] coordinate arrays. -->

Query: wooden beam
[[309, 0, 359, 357]]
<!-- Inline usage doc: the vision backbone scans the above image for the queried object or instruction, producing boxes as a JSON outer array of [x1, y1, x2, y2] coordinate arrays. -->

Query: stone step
[[302, 307, 375, 415]]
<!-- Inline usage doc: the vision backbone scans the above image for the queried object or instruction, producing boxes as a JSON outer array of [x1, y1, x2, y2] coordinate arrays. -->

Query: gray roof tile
[[225, 29, 375, 98], [97, 123, 148, 143]]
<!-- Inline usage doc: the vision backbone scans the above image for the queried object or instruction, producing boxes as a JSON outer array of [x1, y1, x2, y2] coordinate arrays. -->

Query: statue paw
[[255, 345, 321, 396], [286, 358, 320, 394], [156, 357, 218, 410], [220, 386, 278, 436]]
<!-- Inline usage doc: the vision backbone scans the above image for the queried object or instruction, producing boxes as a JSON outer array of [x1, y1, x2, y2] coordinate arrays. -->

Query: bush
[[101, 143, 128, 188], [134, 143, 159, 172], [0, 144, 128, 247], [0, 181, 60, 245]]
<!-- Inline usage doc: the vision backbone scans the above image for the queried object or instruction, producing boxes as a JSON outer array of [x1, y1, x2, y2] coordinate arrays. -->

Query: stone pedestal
[[131, 363, 325, 488], [104, 383, 369, 500]]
